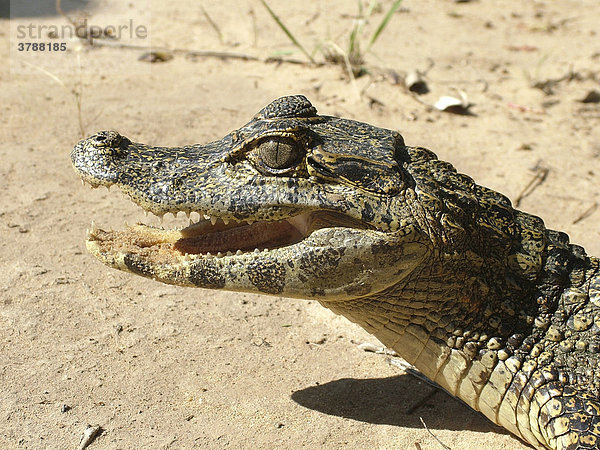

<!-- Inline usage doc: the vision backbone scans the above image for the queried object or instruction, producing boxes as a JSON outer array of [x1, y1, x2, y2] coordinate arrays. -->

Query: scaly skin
[[72, 96, 600, 449]]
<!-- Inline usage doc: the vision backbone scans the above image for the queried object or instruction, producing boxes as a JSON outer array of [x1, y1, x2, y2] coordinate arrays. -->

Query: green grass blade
[[348, 22, 359, 55], [367, 0, 403, 52], [259, 0, 316, 64]]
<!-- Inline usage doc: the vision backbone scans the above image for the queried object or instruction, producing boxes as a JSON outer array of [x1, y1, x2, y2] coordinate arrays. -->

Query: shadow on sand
[[292, 374, 510, 435]]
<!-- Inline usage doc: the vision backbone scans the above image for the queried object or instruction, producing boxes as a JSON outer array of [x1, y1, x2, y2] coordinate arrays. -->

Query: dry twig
[[515, 163, 550, 207], [573, 202, 598, 225], [419, 417, 451, 450]]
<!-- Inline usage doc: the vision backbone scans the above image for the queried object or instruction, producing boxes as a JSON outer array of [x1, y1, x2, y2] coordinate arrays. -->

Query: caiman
[[71, 95, 600, 450]]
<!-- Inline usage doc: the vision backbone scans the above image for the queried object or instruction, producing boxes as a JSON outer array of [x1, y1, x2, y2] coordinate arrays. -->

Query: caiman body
[[71, 95, 600, 449]]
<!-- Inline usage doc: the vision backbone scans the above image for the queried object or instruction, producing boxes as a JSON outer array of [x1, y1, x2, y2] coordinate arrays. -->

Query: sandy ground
[[2, 0, 600, 448]]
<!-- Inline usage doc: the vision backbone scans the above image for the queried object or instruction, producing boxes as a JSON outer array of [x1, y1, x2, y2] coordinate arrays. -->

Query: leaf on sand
[[404, 70, 429, 94], [434, 91, 472, 114]]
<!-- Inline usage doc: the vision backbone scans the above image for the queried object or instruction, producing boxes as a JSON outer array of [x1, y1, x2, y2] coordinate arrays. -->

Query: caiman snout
[[71, 130, 131, 185]]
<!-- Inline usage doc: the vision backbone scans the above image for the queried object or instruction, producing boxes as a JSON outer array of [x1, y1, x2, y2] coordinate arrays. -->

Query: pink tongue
[[174, 219, 303, 254]]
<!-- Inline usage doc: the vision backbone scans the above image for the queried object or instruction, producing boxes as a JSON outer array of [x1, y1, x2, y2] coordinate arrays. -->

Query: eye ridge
[[258, 137, 303, 170]]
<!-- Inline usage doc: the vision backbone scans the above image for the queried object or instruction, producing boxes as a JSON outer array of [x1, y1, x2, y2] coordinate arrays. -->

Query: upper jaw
[[72, 129, 407, 238]]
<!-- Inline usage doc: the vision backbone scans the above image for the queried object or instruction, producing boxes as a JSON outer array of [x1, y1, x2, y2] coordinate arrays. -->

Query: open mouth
[[87, 207, 370, 261]]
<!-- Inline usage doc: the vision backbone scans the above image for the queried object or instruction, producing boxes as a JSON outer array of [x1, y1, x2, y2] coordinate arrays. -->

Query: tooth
[[210, 216, 217, 226], [191, 212, 200, 222], [81, 180, 85, 186], [203, 214, 211, 220], [253, 248, 260, 254], [226, 251, 233, 256], [223, 217, 230, 225], [206, 252, 212, 258], [144, 210, 149, 217], [217, 251, 223, 257], [235, 250, 243, 255]]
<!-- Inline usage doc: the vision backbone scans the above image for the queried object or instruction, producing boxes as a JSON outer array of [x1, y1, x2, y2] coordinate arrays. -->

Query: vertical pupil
[[274, 141, 282, 165]]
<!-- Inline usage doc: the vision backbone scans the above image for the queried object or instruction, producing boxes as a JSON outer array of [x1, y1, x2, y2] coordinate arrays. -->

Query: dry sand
[[2, 1, 600, 448]]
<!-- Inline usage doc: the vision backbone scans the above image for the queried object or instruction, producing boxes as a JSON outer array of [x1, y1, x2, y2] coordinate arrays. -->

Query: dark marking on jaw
[[248, 260, 286, 294], [229, 191, 261, 216], [297, 248, 345, 280], [189, 260, 226, 289], [370, 241, 408, 269], [361, 202, 375, 222], [124, 254, 155, 277], [370, 241, 396, 255]]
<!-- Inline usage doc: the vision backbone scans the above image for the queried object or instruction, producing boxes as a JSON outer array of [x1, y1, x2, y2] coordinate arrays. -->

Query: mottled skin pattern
[[72, 96, 600, 450]]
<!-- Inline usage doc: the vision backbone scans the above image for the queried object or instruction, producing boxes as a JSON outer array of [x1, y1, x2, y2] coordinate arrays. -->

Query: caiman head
[[71, 95, 544, 305]]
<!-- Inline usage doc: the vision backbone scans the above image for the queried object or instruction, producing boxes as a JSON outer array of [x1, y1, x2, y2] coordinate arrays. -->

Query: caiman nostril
[[92, 130, 125, 148]]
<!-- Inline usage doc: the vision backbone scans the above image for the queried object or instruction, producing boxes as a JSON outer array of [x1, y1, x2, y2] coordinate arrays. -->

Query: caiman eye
[[253, 138, 304, 173], [259, 138, 301, 169]]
